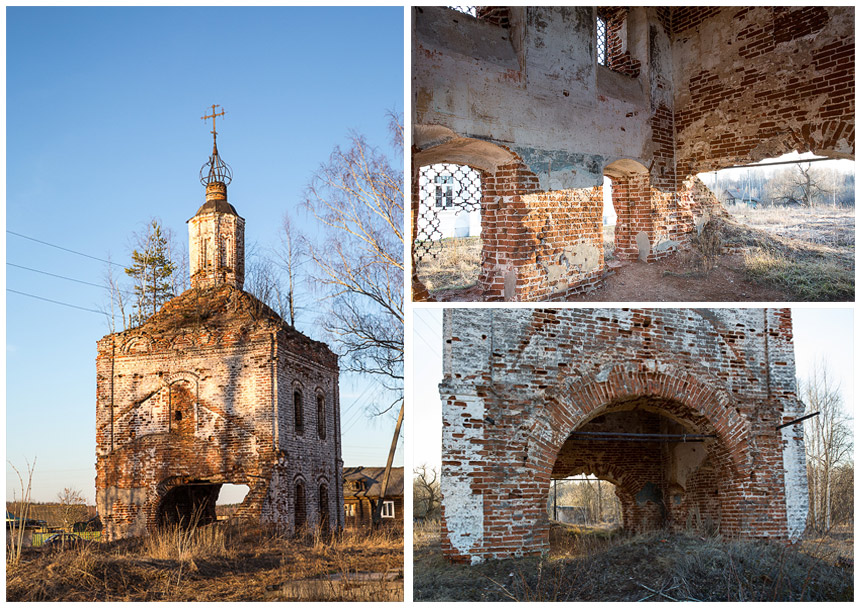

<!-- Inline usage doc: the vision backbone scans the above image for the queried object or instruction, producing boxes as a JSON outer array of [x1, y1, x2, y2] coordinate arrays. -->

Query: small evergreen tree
[[125, 219, 177, 326]]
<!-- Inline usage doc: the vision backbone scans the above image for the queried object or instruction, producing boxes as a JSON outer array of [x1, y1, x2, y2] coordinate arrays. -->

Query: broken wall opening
[[215, 483, 251, 519], [157, 482, 221, 529], [414, 162, 484, 294]]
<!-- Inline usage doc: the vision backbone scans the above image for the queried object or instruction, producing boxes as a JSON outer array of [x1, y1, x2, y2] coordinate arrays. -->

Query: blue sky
[[413, 308, 855, 472], [6, 6, 404, 503]]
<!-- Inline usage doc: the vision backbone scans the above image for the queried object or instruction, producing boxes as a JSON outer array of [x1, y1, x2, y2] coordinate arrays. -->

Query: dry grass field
[[414, 520, 853, 602], [7, 523, 403, 601], [415, 237, 482, 293], [723, 204, 854, 301]]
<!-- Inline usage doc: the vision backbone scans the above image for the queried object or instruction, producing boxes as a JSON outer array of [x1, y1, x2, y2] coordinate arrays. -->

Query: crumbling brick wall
[[440, 308, 807, 563], [412, 6, 853, 301], [673, 6, 855, 171], [96, 274, 342, 540]]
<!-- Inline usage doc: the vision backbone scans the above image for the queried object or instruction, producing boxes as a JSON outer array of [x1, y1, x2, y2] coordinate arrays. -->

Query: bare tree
[[274, 212, 306, 328], [802, 360, 853, 532], [102, 253, 129, 332], [303, 114, 403, 413], [56, 487, 88, 530], [413, 464, 442, 520], [244, 245, 291, 321], [769, 163, 834, 207]]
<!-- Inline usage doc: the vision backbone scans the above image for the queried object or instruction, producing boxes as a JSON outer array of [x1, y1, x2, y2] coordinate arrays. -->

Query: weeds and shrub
[[743, 249, 854, 301], [689, 218, 723, 273]]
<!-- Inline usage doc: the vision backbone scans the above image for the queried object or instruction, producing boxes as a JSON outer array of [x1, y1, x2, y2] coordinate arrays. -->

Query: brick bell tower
[[188, 104, 245, 289]]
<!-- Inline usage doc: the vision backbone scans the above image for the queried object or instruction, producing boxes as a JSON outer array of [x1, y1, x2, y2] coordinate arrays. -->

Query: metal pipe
[[776, 411, 819, 430], [716, 156, 834, 171], [569, 436, 708, 443], [569, 431, 716, 439]]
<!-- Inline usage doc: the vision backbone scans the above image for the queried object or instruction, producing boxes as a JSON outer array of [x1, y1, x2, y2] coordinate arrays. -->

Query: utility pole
[[375, 402, 404, 526], [553, 479, 557, 521]]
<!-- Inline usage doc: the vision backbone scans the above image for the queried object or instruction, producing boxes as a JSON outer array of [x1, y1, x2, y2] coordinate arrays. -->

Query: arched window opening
[[415, 163, 483, 295], [318, 484, 329, 529], [294, 389, 304, 435], [317, 393, 326, 440], [220, 236, 230, 269], [295, 480, 307, 530], [601, 176, 616, 264]]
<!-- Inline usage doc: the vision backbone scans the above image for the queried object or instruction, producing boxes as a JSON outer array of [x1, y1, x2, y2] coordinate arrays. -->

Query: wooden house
[[343, 466, 404, 529]]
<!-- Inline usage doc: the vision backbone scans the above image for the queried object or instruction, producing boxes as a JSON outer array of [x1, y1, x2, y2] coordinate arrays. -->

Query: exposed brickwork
[[412, 6, 853, 301], [440, 308, 808, 562], [96, 182, 342, 540], [189, 183, 245, 290], [600, 7, 641, 78], [413, 151, 723, 300], [674, 6, 854, 172], [670, 7, 722, 36], [476, 7, 510, 29]]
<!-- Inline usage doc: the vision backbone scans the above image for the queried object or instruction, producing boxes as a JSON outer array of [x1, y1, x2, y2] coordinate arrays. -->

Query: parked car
[[43, 533, 87, 550]]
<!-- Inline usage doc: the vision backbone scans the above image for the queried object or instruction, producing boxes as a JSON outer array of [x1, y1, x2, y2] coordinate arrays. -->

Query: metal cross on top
[[201, 104, 226, 147]]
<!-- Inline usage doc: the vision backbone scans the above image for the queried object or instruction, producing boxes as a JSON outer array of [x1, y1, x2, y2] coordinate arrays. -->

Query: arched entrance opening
[[412, 129, 518, 301], [548, 394, 734, 549], [156, 481, 221, 529], [415, 162, 484, 294]]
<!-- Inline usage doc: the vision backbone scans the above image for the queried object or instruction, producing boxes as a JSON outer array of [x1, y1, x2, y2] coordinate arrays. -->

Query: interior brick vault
[[95, 146, 343, 541], [412, 6, 855, 301], [439, 309, 808, 563]]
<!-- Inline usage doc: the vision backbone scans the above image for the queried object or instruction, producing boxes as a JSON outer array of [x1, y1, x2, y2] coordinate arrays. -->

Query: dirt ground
[[577, 253, 790, 302], [420, 204, 854, 303]]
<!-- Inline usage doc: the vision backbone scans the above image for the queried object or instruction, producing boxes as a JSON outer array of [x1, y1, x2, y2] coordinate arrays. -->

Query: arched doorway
[[549, 396, 730, 542], [412, 130, 519, 301], [603, 158, 651, 262]]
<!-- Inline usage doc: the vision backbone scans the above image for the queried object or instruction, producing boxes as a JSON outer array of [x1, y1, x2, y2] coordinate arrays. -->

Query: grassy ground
[[722, 204, 854, 301], [7, 523, 403, 601], [414, 520, 853, 602], [415, 237, 482, 292]]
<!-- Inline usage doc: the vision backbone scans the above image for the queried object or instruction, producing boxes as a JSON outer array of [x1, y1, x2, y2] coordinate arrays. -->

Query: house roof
[[343, 466, 404, 499]]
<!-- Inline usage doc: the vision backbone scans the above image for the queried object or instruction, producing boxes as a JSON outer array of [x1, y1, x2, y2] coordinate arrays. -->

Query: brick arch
[[525, 368, 754, 547], [121, 335, 154, 354], [545, 367, 750, 474]]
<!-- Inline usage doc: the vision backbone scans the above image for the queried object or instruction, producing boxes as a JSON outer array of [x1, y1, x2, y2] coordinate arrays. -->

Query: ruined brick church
[[96, 118, 342, 540], [412, 7, 854, 301], [440, 309, 808, 563]]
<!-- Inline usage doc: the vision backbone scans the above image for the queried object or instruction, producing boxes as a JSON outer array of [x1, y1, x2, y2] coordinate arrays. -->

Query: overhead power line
[[7, 288, 106, 316], [7, 230, 124, 267], [7, 262, 135, 296]]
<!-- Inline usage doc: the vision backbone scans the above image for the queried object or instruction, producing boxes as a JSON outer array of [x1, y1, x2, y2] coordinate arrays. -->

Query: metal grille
[[415, 163, 482, 262], [448, 6, 477, 17], [597, 16, 607, 66]]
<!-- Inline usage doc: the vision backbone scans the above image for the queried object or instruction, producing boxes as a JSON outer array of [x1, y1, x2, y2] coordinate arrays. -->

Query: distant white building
[[417, 163, 482, 240]]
